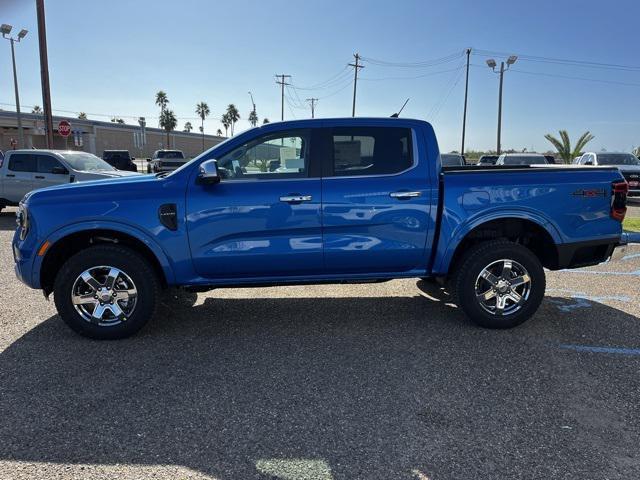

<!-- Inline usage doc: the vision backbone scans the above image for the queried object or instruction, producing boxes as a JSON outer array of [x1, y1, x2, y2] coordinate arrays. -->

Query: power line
[[359, 64, 465, 81], [290, 65, 351, 90], [360, 50, 465, 68]]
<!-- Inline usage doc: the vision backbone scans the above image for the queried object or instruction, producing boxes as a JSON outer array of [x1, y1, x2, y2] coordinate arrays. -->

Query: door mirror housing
[[51, 166, 69, 175], [197, 159, 221, 185]]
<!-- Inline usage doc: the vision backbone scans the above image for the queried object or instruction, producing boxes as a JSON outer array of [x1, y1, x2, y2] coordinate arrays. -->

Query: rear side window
[[330, 127, 413, 176], [8, 154, 36, 172], [35, 155, 63, 173]]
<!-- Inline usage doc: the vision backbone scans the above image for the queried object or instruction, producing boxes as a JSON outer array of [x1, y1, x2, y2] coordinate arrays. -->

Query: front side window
[[35, 155, 64, 173], [8, 154, 36, 172], [217, 130, 310, 180], [330, 127, 412, 176]]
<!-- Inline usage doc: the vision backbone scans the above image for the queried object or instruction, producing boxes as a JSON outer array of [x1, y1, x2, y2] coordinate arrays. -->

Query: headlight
[[16, 204, 29, 240]]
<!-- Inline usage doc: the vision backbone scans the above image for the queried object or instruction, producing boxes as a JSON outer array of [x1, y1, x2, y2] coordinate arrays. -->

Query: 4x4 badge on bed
[[571, 188, 606, 197]]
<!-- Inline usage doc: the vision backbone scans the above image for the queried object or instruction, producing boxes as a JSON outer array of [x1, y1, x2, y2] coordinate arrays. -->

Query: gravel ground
[[0, 206, 639, 480]]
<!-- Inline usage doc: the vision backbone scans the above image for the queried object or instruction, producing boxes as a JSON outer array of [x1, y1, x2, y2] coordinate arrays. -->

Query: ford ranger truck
[[12, 118, 630, 339]]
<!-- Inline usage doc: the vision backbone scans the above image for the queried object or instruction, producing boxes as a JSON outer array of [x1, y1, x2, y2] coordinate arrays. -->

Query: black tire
[[452, 240, 545, 329], [53, 245, 160, 339]]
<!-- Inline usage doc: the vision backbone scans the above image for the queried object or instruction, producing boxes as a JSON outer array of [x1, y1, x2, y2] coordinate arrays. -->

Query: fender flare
[[33, 220, 176, 287], [435, 208, 563, 274]]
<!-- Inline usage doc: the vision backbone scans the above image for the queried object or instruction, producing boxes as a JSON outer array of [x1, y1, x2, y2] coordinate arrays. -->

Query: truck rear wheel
[[53, 245, 160, 339], [453, 240, 545, 329]]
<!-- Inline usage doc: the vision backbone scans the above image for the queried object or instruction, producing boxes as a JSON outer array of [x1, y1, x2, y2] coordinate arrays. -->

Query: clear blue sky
[[2, 0, 639, 152]]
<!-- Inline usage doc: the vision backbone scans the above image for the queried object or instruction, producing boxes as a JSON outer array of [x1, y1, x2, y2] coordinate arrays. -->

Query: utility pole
[[275, 74, 291, 121], [460, 48, 471, 156], [497, 61, 504, 155], [36, 0, 54, 148], [349, 53, 364, 117], [306, 98, 318, 118]]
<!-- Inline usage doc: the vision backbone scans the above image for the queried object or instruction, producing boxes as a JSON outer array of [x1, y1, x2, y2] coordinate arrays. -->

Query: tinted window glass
[[331, 127, 412, 176], [217, 130, 310, 180], [501, 155, 547, 165], [157, 151, 184, 159], [8, 154, 36, 172], [441, 154, 464, 166], [596, 153, 640, 166], [36, 155, 64, 173]]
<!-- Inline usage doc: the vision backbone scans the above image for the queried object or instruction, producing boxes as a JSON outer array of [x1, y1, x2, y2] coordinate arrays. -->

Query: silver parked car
[[147, 150, 188, 173], [577, 152, 640, 197], [0, 150, 140, 211], [496, 153, 548, 166]]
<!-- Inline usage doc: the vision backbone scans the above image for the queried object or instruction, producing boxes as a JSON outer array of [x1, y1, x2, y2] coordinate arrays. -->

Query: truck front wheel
[[453, 240, 545, 329], [53, 245, 160, 339]]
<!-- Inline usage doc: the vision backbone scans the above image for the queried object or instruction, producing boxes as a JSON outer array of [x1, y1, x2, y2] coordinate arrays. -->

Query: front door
[[186, 128, 323, 280], [33, 153, 71, 189], [321, 125, 433, 274]]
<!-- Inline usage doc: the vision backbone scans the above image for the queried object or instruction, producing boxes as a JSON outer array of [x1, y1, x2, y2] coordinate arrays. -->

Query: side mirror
[[51, 166, 69, 175], [197, 159, 220, 185], [146, 158, 151, 162], [131, 157, 136, 161]]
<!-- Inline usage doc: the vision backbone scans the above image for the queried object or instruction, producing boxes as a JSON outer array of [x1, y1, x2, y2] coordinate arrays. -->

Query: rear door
[[320, 124, 433, 274], [4, 153, 35, 202], [186, 128, 324, 279], [34, 153, 71, 189]]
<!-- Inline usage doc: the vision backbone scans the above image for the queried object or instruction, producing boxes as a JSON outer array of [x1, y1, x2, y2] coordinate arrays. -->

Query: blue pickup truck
[[12, 118, 630, 339]]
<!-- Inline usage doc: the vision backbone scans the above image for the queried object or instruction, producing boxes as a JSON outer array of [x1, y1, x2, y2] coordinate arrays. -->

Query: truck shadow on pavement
[[1, 290, 639, 479], [0, 211, 16, 231]]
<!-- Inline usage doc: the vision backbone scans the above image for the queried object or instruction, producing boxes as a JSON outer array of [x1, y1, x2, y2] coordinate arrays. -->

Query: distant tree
[[248, 109, 258, 127], [262, 118, 270, 124], [183, 121, 193, 132], [633, 146, 640, 158], [78, 112, 87, 119], [111, 117, 125, 124], [155, 91, 169, 127], [196, 101, 210, 151], [544, 130, 594, 164], [31, 105, 42, 114], [221, 113, 231, 137], [226, 104, 240, 135], [159, 109, 177, 148], [216, 128, 223, 136]]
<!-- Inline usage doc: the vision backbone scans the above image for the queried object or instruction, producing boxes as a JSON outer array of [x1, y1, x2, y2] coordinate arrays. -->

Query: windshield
[[441, 154, 464, 166], [60, 152, 115, 171], [597, 153, 640, 166], [500, 155, 547, 165], [157, 151, 185, 159]]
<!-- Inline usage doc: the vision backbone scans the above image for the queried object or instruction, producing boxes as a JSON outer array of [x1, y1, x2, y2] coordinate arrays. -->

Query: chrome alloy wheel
[[71, 266, 138, 326], [474, 259, 532, 316]]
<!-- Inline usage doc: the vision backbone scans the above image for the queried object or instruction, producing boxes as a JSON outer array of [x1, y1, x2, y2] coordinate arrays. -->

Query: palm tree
[[544, 130, 595, 163], [216, 128, 223, 136], [226, 104, 240, 135], [78, 112, 87, 119], [155, 91, 169, 127], [221, 113, 231, 137], [159, 109, 177, 148], [31, 105, 42, 114], [262, 118, 270, 125], [248, 109, 258, 127], [196, 101, 210, 151], [183, 121, 193, 132]]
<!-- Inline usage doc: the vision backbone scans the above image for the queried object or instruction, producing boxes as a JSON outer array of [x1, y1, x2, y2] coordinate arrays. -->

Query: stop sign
[[58, 120, 71, 137]]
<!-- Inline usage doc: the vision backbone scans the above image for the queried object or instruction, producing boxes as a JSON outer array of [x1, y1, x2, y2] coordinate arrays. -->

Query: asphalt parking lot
[[0, 205, 639, 480]]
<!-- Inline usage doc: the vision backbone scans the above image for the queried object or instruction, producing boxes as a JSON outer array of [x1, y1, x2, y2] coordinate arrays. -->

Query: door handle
[[6, 174, 15, 178], [390, 191, 421, 199], [280, 195, 312, 203], [35, 175, 45, 179]]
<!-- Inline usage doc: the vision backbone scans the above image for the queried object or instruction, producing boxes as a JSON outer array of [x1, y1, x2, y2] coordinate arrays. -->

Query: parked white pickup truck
[[0, 150, 140, 211]]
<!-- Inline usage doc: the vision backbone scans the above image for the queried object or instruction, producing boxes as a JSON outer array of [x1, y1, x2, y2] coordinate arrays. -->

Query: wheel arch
[[38, 223, 175, 295], [440, 215, 560, 276]]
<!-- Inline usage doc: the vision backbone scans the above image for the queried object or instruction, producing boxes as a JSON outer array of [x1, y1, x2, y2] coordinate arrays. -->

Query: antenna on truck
[[391, 98, 410, 118]]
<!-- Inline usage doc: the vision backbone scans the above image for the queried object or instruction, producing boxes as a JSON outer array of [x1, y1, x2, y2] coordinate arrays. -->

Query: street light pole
[[486, 55, 517, 155], [497, 61, 504, 155], [460, 48, 471, 156], [2, 24, 28, 149]]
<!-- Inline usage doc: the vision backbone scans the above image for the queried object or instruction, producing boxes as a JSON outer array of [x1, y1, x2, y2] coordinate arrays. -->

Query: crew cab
[[12, 118, 630, 339], [577, 152, 640, 197], [147, 149, 187, 173], [1, 150, 139, 212]]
